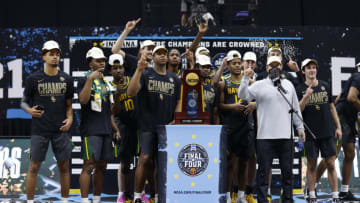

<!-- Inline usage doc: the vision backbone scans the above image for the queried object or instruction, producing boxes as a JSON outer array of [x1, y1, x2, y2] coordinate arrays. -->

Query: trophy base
[[175, 112, 210, 125]]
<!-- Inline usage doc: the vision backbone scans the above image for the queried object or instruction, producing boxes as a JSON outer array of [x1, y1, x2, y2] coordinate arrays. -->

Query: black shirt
[[296, 80, 334, 140], [137, 68, 181, 132], [222, 78, 251, 132], [111, 77, 137, 126], [336, 72, 360, 124], [23, 70, 73, 135], [78, 77, 112, 136], [203, 82, 217, 124], [124, 53, 138, 76]]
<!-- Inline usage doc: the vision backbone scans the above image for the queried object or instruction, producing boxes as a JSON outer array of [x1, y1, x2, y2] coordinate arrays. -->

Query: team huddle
[[21, 18, 360, 203]]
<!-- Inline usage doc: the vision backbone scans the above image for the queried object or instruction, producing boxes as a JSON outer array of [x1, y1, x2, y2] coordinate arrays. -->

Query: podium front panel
[[158, 125, 226, 203]]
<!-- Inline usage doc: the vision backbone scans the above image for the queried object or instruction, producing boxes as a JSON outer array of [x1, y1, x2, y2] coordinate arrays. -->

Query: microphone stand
[[276, 84, 316, 198], [276, 86, 317, 140]]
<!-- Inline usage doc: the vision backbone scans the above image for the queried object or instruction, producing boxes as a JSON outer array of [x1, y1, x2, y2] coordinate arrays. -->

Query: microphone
[[269, 67, 287, 94]]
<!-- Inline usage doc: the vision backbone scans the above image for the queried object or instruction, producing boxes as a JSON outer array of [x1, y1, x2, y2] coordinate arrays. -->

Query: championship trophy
[[175, 69, 210, 124]]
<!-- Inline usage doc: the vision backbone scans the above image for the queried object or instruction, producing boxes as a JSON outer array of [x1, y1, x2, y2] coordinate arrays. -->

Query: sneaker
[[134, 199, 142, 203], [245, 194, 257, 203], [232, 192, 238, 203], [117, 194, 126, 203], [141, 194, 149, 203], [227, 195, 232, 203], [339, 191, 360, 201], [148, 197, 155, 203], [304, 187, 318, 201], [235, 196, 247, 203], [267, 194, 272, 203], [303, 186, 309, 201], [332, 198, 340, 203], [308, 198, 317, 203]]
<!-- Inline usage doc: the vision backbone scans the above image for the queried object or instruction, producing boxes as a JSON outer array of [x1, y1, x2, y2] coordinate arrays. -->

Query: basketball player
[[127, 46, 181, 203], [21, 40, 73, 203]]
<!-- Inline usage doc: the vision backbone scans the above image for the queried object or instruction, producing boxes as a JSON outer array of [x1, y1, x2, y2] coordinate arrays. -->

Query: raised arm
[[238, 68, 255, 101], [212, 57, 227, 87], [79, 70, 103, 104], [189, 18, 208, 52], [299, 85, 313, 112], [185, 46, 195, 70], [112, 18, 141, 57], [127, 54, 148, 97]]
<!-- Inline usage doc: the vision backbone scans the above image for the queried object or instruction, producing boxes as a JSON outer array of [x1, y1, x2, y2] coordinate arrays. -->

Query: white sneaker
[[226, 196, 232, 203], [236, 196, 248, 203]]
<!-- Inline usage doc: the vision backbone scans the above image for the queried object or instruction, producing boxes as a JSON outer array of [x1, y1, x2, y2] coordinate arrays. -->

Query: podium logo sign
[[177, 144, 209, 177]]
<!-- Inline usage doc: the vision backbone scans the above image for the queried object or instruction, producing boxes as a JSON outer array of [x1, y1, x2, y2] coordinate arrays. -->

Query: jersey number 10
[[124, 99, 134, 112]]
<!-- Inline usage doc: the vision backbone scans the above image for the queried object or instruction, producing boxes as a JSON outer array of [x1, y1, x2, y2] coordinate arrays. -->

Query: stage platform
[[1, 192, 360, 203]]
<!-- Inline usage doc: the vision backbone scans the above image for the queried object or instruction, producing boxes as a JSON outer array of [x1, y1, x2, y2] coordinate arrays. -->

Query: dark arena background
[[0, 0, 360, 202]]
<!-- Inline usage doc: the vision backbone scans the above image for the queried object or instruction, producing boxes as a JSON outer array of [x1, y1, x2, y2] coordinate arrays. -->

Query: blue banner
[[158, 125, 226, 203]]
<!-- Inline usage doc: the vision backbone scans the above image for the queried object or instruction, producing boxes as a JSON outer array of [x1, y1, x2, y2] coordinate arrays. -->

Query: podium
[[158, 125, 226, 203]]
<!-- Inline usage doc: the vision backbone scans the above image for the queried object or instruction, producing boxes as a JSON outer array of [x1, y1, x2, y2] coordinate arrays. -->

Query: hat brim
[[301, 60, 318, 70], [267, 61, 281, 66], [89, 56, 106, 60], [152, 48, 168, 55], [243, 57, 256, 62], [42, 47, 61, 52]]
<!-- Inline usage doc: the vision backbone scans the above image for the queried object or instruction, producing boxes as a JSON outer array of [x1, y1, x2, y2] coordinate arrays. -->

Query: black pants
[[256, 139, 294, 203]]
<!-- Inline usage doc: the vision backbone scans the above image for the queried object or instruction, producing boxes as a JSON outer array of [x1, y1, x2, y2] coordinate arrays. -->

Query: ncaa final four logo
[[177, 144, 209, 177]]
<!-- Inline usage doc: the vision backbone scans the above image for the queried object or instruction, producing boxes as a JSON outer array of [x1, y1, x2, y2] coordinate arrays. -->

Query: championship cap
[[267, 46, 282, 56], [42, 40, 60, 51], [152, 45, 168, 55], [86, 47, 106, 59], [243, 51, 257, 62], [197, 55, 212, 66], [301, 58, 318, 70], [267, 56, 281, 65], [140, 40, 156, 49], [226, 50, 241, 62], [108, 54, 124, 66]]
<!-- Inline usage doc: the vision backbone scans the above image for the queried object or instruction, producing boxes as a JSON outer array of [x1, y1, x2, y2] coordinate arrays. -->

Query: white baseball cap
[[140, 40, 156, 49], [195, 47, 210, 58], [42, 40, 60, 51], [197, 55, 212, 66], [301, 58, 318, 70], [267, 56, 281, 65], [267, 46, 282, 56], [152, 45, 168, 55], [86, 47, 106, 59], [226, 50, 241, 62], [243, 51, 257, 62], [109, 54, 124, 66]]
